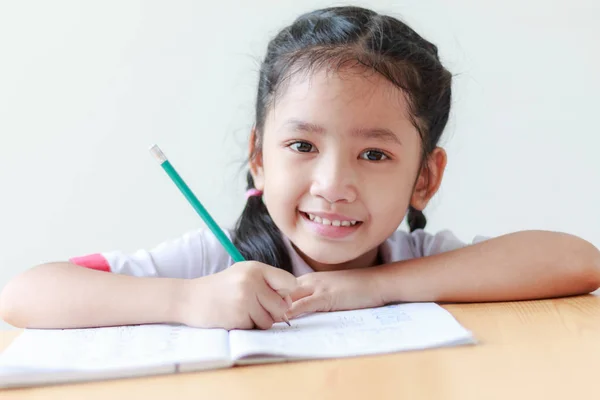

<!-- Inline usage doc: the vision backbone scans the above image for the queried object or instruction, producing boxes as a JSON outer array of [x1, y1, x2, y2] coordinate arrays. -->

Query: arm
[[0, 261, 297, 330], [287, 230, 600, 318], [375, 230, 600, 303], [0, 262, 185, 329]]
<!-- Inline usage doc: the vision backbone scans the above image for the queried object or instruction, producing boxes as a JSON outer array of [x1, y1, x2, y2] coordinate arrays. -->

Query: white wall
[[1, 0, 599, 329]]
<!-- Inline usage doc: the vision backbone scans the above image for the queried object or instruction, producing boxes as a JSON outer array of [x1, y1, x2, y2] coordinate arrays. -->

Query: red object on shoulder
[[69, 254, 111, 272]]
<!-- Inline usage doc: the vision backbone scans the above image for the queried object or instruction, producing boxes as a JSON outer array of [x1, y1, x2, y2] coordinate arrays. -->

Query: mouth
[[301, 212, 362, 227], [299, 211, 363, 239]]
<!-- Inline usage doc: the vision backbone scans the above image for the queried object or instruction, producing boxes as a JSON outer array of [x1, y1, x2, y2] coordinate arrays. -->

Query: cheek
[[366, 175, 413, 219], [261, 148, 303, 212], [263, 151, 293, 187], [262, 144, 307, 186]]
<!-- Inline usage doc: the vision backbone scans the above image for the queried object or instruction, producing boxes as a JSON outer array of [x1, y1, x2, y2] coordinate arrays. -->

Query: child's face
[[251, 67, 445, 271]]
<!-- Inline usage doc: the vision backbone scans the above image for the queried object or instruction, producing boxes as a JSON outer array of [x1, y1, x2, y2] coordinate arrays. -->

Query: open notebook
[[0, 302, 475, 388]]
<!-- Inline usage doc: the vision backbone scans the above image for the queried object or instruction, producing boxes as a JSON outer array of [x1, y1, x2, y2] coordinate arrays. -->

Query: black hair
[[233, 6, 452, 272]]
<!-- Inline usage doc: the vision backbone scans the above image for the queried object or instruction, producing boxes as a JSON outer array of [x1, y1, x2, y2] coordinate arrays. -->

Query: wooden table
[[2, 294, 600, 399]]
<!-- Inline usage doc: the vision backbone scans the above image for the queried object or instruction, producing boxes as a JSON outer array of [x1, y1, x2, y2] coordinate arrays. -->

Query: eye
[[360, 149, 389, 161], [289, 141, 316, 153]]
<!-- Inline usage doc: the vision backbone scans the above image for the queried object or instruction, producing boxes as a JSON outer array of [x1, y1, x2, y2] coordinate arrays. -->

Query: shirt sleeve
[[409, 229, 490, 258], [69, 229, 234, 279]]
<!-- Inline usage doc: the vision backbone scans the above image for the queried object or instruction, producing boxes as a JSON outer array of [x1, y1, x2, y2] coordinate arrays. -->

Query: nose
[[309, 153, 358, 204]]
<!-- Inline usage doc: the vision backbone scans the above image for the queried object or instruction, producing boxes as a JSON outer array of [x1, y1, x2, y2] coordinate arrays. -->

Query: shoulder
[[89, 228, 234, 278], [198, 228, 236, 275], [382, 229, 490, 262]]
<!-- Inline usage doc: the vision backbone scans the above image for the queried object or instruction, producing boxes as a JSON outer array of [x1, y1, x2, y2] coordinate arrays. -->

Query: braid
[[407, 206, 426, 232]]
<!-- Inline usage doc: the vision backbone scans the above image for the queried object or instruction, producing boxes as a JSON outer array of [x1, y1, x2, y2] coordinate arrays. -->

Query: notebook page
[[229, 303, 474, 360], [0, 324, 230, 372]]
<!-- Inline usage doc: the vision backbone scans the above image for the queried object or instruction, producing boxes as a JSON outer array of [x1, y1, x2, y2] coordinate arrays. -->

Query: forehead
[[267, 67, 414, 128]]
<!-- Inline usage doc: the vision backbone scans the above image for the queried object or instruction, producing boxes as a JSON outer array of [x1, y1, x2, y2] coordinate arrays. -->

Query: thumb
[[287, 295, 323, 319], [261, 266, 298, 296]]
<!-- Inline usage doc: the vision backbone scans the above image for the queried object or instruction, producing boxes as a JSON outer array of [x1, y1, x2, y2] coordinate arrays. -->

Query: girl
[[1, 6, 599, 331]]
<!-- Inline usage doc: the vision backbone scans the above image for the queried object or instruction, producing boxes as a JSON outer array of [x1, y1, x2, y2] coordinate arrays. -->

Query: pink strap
[[70, 254, 111, 272], [245, 188, 263, 199]]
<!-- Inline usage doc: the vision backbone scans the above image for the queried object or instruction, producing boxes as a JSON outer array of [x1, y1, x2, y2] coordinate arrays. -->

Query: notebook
[[0, 302, 475, 388]]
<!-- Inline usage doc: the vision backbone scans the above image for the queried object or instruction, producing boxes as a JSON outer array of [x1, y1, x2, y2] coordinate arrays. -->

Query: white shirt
[[70, 229, 489, 277]]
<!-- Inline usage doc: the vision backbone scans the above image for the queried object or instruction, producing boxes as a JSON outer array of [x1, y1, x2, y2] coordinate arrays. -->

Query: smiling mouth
[[300, 212, 363, 227]]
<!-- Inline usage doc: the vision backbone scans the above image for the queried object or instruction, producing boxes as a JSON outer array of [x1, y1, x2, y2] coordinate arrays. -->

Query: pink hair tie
[[245, 188, 263, 199]]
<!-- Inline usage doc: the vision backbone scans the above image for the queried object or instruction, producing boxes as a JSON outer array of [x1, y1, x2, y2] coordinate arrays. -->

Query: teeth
[[306, 213, 358, 227]]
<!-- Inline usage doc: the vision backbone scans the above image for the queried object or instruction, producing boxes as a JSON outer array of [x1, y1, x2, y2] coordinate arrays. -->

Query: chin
[[295, 242, 363, 267], [309, 253, 354, 266]]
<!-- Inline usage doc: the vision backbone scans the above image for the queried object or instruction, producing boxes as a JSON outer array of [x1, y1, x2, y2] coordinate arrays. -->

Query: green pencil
[[149, 144, 245, 262], [149, 145, 291, 327]]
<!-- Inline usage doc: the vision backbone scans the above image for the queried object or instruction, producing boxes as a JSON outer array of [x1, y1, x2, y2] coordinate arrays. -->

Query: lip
[[299, 211, 362, 239]]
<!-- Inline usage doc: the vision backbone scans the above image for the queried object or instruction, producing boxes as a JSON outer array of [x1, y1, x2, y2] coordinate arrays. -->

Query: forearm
[[0, 262, 185, 329], [374, 230, 600, 303]]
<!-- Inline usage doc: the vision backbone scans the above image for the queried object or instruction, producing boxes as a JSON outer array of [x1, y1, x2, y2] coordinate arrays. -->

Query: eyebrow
[[284, 119, 402, 146]]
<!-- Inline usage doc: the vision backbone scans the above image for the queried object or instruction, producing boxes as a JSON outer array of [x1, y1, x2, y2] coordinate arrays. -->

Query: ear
[[248, 127, 265, 191], [410, 147, 447, 210]]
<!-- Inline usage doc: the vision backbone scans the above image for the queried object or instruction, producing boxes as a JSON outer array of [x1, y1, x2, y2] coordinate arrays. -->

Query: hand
[[177, 261, 297, 330], [287, 269, 385, 319]]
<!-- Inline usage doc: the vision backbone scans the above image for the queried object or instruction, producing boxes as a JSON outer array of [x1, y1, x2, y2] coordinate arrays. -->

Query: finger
[[271, 297, 292, 323], [249, 295, 275, 330], [290, 284, 314, 302], [283, 294, 292, 308], [261, 266, 298, 296], [287, 295, 325, 319], [256, 283, 291, 321]]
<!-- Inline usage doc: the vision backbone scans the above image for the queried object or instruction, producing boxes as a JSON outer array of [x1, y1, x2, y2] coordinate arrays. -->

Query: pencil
[[149, 145, 291, 327]]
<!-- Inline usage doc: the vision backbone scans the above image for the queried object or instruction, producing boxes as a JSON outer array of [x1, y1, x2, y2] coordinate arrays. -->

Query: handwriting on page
[[373, 305, 413, 325], [229, 304, 430, 360], [268, 307, 413, 344]]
